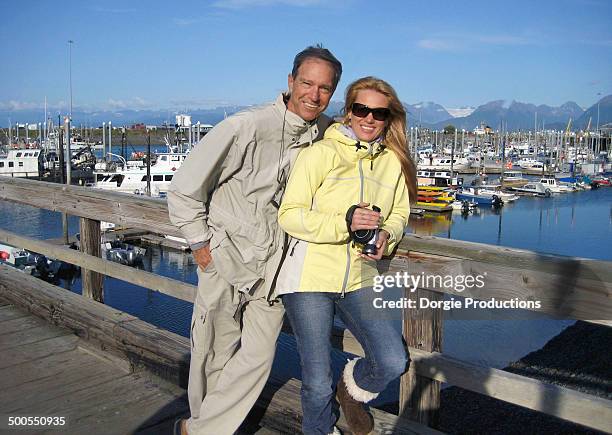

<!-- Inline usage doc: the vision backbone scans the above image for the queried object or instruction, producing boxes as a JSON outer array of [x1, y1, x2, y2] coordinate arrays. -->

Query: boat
[[509, 182, 552, 197], [516, 158, 544, 170], [0, 148, 43, 178], [417, 170, 463, 188], [591, 176, 610, 187], [417, 190, 455, 204], [538, 176, 575, 193], [419, 156, 471, 171], [451, 200, 477, 212], [0, 243, 78, 282], [499, 171, 528, 188], [455, 188, 504, 207], [92, 151, 188, 196], [102, 241, 146, 266], [473, 186, 519, 202]]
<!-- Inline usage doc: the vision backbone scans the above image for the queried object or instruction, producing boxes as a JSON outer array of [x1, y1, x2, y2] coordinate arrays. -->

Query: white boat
[[516, 158, 544, 170], [509, 182, 552, 197], [538, 176, 575, 193], [92, 152, 188, 196], [473, 186, 520, 202], [0, 148, 42, 177], [419, 156, 471, 171]]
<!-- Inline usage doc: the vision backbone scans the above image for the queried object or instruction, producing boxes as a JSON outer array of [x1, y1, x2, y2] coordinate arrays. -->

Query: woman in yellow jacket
[[277, 77, 417, 435]]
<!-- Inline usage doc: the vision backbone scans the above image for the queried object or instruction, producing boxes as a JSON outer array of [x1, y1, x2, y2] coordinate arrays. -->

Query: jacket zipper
[[341, 155, 368, 298]]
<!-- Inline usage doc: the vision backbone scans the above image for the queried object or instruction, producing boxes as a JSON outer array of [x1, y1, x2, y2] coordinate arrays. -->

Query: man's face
[[286, 58, 336, 122]]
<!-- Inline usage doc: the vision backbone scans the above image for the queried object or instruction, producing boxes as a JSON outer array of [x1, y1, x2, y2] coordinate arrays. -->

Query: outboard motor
[[491, 195, 504, 208]]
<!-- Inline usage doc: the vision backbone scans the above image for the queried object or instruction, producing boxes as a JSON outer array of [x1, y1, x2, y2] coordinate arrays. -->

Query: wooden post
[[79, 217, 104, 302], [399, 286, 443, 427]]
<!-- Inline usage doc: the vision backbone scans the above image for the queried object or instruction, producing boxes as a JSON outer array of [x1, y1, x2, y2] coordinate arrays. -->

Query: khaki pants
[[186, 262, 285, 435]]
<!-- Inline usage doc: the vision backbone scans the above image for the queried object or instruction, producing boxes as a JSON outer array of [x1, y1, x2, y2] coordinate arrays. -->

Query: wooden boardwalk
[[0, 301, 191, 435]]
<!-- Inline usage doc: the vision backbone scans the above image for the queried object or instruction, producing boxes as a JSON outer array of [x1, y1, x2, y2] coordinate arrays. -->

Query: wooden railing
[[1, 177, 611, 432]]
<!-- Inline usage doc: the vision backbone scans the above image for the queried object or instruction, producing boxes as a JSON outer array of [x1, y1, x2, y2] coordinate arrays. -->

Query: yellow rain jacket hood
[[277, 123, 410, 295]]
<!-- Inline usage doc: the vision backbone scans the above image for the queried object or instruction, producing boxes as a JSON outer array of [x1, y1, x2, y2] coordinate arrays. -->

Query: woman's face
[[349, 89, 389, 143]]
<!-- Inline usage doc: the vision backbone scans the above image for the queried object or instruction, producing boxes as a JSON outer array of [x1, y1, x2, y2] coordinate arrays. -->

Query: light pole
[[68, 40, 74, 119]]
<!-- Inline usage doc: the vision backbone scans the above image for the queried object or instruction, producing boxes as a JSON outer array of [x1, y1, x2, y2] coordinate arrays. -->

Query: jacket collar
[[274, 93, 321, 147], [325, 123, 387, 159]]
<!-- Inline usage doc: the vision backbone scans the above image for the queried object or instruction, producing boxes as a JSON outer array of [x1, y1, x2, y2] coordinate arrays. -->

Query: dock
[[1, 177, 611, 434]]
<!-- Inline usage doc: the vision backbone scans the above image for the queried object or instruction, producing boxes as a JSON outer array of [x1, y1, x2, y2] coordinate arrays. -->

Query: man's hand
[[193, 245, 213, 271], [359, 230, 390, 261], [350, 202, 382, 232]]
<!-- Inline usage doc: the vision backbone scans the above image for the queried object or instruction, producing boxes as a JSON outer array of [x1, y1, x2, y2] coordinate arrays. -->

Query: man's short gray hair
[[292, 45, 342, 91]]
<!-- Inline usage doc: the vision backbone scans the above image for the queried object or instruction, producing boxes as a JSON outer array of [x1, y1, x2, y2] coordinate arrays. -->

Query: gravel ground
[[438, 321, 611, 434]]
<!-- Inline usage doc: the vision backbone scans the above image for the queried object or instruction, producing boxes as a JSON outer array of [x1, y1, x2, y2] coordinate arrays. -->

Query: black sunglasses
[[351, 102, 391, 121]]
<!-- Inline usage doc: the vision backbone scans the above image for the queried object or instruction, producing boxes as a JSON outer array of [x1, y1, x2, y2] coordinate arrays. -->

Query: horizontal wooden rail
[[397, 234, 612, 283], [0, 177, 180, 237], [383, 251, 612, 326], [0, 228, 195, 303]]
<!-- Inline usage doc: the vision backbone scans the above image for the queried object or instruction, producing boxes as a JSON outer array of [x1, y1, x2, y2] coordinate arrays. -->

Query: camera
[[347, 205, 381, 255]]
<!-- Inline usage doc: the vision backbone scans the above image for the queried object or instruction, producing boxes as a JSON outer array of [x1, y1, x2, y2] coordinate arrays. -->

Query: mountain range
[[1, 95, 610, 132]]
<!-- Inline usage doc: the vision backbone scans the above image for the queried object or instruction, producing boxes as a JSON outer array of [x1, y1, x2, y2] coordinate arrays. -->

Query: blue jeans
[[283, 288, 409, 435]]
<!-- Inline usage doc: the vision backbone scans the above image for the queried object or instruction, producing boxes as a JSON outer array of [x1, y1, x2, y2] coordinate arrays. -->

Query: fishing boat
[[0, 148, 43, 178], [92, 151, 187, 196], [509, 182, 552, 197], [499, 170, 528, 188], [102, 241, 146, 266], [455, 187, 504, 207], [516, 158, 544, 170], [538, 176, 575, 193]]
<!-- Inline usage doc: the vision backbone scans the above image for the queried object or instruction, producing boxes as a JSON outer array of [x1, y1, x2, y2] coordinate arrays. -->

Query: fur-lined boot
[[336, 358, 377, 435]]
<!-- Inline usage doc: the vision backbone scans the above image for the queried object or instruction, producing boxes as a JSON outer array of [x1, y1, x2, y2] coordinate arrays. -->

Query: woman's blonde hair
[[343, 76, 417, 203]]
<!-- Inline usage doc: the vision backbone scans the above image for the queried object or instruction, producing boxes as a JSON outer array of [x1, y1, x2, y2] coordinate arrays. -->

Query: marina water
[[1, 165, 610, 404]]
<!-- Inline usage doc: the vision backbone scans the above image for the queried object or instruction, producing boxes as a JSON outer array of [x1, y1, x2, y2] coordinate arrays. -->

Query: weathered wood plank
[[79, 217, 104, 302], [1, 353, 124, 410], [0, 229, 196, 303], [0, 334, 79, 369], [21, 374, 185, 435], [0, 349, 88, 390], [0, 314, 53, 337], [66, 379, 187, 435], [0, 177, 180, 236], [0, 304, 31, 322], [397, 234, 612, 282], [0, 325, 71, 351], [400, 287, 443, 427], [381, 251, 612, 324], [0, 264, 189, 385]]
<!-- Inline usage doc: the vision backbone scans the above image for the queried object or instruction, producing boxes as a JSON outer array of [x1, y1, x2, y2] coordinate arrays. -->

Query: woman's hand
[[359, 230, 390, 261], [350, 202, 382, 232]]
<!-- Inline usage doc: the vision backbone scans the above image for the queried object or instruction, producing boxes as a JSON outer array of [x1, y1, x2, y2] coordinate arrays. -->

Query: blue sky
[[1, 0, 611, 112]]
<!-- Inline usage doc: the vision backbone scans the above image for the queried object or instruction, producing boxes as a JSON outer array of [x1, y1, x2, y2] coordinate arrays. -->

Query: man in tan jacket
[[168, 46, 342, 435]]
